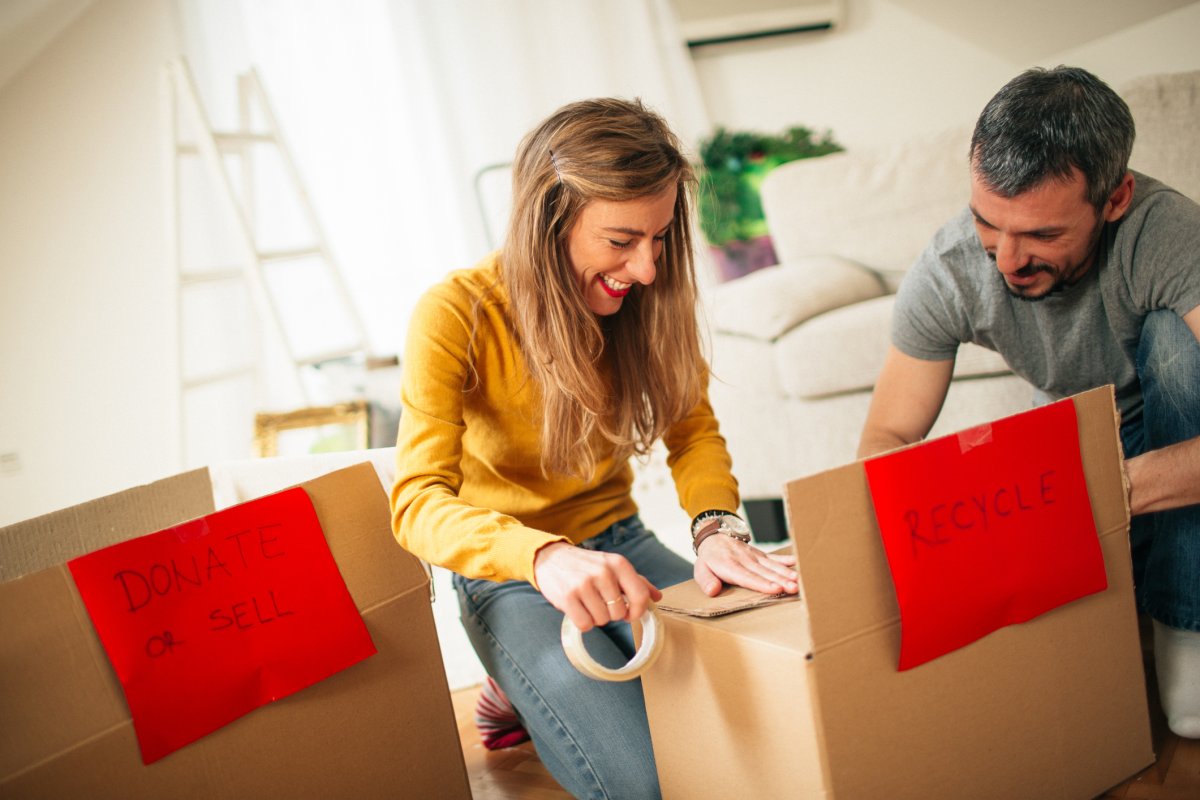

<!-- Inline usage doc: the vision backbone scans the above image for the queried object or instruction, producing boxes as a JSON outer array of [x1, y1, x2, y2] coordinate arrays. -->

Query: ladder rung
[[182, 365, 257, 390], [296, 348, 365, 368], [177, 132, 277, 155], [180, 268, 244, 286], [214, 132, 276, 147], [259, 246, 322, 263]]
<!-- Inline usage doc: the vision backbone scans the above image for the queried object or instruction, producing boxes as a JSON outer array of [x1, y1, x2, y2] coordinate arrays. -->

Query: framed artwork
[[253, 400, 370, 458]]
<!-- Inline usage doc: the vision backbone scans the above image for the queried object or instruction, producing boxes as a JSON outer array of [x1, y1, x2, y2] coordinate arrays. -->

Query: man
[[858, 66, 1200, 738]]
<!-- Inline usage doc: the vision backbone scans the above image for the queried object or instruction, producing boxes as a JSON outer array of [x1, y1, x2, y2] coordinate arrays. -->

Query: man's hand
[[1125, 438, 1200, 515], [533, 542, 660, 632], [1124, 307, 1200, 516], [693, 535, 798, 597]]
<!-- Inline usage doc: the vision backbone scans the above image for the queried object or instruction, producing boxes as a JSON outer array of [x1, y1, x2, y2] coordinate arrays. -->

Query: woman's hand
[[693, 535, 798, 598], [534, 542, 661, 631]]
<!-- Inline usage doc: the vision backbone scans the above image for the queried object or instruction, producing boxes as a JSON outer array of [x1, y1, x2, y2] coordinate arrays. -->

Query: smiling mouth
[[1003, 263, 1053, 286], [598, 274, 631, 297]]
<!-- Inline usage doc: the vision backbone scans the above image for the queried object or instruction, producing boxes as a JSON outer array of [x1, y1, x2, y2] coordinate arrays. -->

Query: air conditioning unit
[[672, 0, 842, 47]]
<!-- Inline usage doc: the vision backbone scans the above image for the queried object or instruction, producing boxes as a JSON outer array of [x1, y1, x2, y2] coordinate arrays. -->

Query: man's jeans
[[1123, 310, 1200, 632], [454, 516, 693, 800]]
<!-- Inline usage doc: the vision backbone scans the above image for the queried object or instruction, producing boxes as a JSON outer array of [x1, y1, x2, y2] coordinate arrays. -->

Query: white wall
[[1048, 2, 1200, 87], [692, 0, 1200, 151], [0, 0, 182, 526]]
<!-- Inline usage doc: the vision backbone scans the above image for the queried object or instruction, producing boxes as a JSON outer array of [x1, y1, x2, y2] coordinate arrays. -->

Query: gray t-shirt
[[894, 172, 1200, 425]]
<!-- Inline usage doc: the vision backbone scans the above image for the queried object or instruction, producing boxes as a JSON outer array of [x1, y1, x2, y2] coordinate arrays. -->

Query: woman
[[390, 98, 797, 800]]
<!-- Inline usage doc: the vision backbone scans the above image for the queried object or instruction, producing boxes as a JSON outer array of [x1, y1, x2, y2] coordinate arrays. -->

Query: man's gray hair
[[970, 66, 1135, 209]]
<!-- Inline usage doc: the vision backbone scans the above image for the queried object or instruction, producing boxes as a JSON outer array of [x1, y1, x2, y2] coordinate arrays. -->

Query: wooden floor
[[1098, 620, 1200, 799], [451, 686, 571, 799], [451, 625, 1200, 799]]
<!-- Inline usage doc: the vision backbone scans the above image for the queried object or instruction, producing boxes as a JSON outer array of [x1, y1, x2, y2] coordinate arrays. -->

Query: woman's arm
[[390, 280, 569, 584], [662, 387, 799, 597]]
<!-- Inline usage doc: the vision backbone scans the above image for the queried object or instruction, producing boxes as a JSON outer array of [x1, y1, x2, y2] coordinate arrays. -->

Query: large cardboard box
[[643, 387, 1154, 799], [0, 462, 471, 799]]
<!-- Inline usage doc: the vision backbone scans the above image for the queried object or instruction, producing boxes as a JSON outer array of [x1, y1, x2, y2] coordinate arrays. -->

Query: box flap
[[297, 462, 428, 606], [656, 582, 810, 655], [0, 468, 216, 583], [785, 386, 1153, 798], [656, 544, 795, 618], [657, 582, 793, 618]]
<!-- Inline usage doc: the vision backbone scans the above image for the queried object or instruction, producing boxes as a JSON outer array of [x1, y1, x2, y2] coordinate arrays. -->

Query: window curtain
[[179, 0, 709, 379]]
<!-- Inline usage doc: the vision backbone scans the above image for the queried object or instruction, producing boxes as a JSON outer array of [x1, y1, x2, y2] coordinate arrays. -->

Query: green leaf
[[696, 124, 843, 245]]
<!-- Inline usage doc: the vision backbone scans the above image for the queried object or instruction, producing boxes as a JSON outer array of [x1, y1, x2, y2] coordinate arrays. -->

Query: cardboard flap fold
[[1072, 385, 1131, 534], [0, 468, 217, 583], [787, 462, 898, 650], [298, 462, 428, 608], [657, 582, 795, 618]]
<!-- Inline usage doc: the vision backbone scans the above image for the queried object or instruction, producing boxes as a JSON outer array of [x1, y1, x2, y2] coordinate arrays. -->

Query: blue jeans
[[453, 515, 694, 800], [1123, 310, 1200, 632]]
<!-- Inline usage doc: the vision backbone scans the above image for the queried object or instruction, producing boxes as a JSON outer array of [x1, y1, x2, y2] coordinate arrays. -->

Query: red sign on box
[[863, 398, 1107, 670], [68, 487, 376, 764]]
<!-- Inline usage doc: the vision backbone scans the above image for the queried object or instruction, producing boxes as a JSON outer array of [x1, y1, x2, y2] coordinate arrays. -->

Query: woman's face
[[565, 186, 677, 316]]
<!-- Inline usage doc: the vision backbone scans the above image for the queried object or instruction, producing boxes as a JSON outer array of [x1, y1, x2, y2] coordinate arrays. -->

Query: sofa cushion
[[710, 255, 886, 341], [775, 295, 894, 398], [775, 295, 1014, 398], [711, 333, 783, 396], [759, 125, 972, 277]]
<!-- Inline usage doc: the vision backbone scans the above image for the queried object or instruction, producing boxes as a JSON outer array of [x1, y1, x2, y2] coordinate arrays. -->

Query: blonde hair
[[500, 98, 706, 479]]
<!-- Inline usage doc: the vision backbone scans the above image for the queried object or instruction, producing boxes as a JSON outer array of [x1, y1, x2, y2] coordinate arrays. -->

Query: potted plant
[[697, 125, 842, 282]]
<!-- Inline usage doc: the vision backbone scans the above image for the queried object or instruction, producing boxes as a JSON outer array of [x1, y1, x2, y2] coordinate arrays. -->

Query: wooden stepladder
[[164, 57, 372, 466]]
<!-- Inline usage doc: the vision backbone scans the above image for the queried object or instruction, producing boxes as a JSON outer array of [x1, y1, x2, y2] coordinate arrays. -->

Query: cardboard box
[[643, 386, 1153, 799], [0, 463, 471, 799]]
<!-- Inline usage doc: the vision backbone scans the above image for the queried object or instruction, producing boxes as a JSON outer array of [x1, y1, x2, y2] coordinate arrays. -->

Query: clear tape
[[560, 606, 665, 682]]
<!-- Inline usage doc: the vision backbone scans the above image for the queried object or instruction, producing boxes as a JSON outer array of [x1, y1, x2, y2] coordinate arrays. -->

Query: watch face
[[721, 515, 751, 537]]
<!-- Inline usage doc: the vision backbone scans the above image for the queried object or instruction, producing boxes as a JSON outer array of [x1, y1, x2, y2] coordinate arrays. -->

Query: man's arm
[[1123, 306, 1200, 515], [857, 346, 956, 458]]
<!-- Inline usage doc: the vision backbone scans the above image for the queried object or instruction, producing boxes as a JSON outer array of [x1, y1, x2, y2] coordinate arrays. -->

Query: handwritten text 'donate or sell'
[[113, 524, 293, 639]]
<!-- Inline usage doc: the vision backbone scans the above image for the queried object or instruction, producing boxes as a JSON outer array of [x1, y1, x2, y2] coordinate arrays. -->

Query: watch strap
[[691, 514, 751, 555], [691, 518, 726, 555], [690, 508, 727, 536]]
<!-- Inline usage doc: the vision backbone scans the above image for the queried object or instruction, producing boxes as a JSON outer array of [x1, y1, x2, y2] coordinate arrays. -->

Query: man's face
[[969, 167, 1104, 301]]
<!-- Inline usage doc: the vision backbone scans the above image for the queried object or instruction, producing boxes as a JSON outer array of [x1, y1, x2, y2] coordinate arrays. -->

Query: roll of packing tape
[[561, 605, 665, 682]]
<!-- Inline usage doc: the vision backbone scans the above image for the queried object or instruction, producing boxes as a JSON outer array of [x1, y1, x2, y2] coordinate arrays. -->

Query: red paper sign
[[863, 398, 1107, 671], [68, 487, 376, 764]]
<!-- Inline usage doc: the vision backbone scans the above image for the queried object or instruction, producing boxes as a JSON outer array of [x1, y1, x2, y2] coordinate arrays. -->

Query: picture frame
[[253, 400, 370, 458]]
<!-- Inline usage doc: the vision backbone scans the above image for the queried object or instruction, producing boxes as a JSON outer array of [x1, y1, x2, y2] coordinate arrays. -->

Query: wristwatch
[[691, 510, 751, 554]]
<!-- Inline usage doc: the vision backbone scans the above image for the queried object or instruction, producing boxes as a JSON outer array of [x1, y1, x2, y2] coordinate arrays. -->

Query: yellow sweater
[[389, 254, 740, 586]]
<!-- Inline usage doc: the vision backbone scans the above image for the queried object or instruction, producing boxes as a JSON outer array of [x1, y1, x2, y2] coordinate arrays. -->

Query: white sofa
[[709, 70, 1200, 512]]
